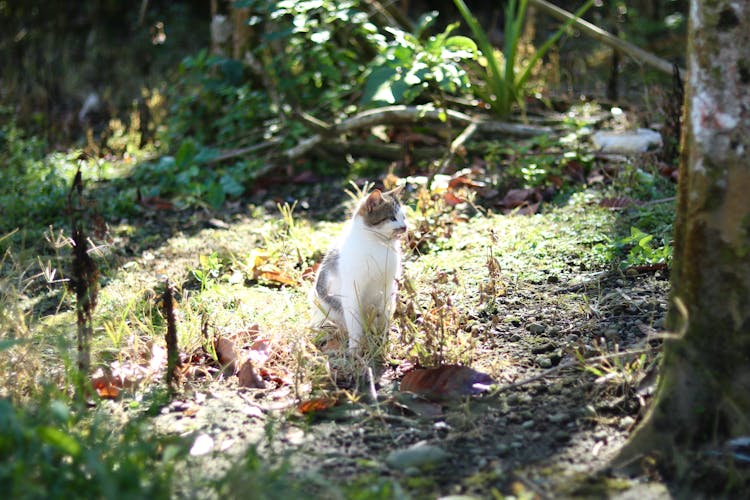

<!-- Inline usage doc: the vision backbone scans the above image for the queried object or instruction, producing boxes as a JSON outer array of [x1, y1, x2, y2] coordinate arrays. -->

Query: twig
[[204, 139, 282, 165], [163, 279, 181, 387], [529, 0, 685, 76]]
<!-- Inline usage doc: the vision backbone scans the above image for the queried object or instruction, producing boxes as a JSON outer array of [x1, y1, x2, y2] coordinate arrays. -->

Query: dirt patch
[[119, 191, 673, 498]]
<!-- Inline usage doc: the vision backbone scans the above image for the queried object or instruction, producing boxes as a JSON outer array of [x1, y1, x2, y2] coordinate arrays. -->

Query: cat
[[311, 187, 407, 353]]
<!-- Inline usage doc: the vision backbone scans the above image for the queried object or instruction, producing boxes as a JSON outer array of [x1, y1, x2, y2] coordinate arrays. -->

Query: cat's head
[[357, 187, 407, 238]]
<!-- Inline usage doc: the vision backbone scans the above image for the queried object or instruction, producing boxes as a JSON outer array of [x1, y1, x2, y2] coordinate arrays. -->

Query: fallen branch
[[529, 0, 685, 76], [320, 139, 438, 161], [283, 105, 553, 160]]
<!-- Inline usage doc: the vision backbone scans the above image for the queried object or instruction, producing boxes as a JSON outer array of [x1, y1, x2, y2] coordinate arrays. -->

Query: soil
[[105, 180, 675, 499]]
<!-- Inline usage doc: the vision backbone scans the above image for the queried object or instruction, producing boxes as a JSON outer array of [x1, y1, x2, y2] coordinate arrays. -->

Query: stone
[[385, 441, 448, 470]]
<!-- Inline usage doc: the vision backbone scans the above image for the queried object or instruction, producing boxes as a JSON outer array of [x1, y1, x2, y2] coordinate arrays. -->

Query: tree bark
[[614, 0, 750, 490]]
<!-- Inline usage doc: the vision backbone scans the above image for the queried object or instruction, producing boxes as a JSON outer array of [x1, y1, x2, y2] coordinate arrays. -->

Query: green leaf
[[361, 66, 399, 104], [175, 140, 196, 168], [38, 426, 81, 457], [415, 11, 438, 38], [206, 182, 226, 208], [444, 35, 478, 57], [219, 174, 244, 197]]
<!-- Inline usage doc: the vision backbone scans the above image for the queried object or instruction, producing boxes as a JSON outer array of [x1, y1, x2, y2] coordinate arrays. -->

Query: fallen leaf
[[215, 336, 240, 373], [297, 396, 339, 414], [301, 263, 320, 281], [448, 175, 485, 189], [91, 374, 121, 399], [258, 269, 297, 287], [498, 188, 542, 208], [247, 339, 270, 366], [238, 359, 266, 389], [259, 367, 289, 386], [183, 405, 200, 417], [400, 365, 495, 400], [443, 191, 466, 206]]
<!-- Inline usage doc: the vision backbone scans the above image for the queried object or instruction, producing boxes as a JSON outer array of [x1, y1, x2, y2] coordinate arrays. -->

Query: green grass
[[0, 116, 676, 497]]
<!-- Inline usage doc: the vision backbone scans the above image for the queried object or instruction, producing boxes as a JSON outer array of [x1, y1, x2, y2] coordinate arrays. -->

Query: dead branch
[[529, 0, 685, 76], [320, 139, 438, 161], [283, 105, 553, 160]]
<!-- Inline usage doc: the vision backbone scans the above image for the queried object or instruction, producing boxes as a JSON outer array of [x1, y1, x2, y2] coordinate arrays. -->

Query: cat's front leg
[[341, 282, 365, 353]]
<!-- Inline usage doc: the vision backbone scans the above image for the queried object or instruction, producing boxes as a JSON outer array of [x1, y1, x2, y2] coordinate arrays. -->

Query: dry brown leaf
[[301, 263, 320, 282], [297, 396, 339, 414], [238, 359, 266, 389], [92, 374, 122, 399], [497, 188, 542, 209], [400, 365, 495, 400], [443, 191, 466, 206], [448, 175, 485, 189], [258, 269, 297, 287], [215, 336, 240, 373]]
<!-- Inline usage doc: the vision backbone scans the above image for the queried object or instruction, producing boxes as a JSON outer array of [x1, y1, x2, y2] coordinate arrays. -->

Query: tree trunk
[[615, 0, 750, 492]]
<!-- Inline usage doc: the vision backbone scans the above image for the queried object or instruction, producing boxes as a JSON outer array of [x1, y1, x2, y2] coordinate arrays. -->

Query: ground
[[66, 176, 673, 498]]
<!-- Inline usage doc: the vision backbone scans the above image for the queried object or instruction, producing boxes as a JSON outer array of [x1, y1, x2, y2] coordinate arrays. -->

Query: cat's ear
[[365, 189, 383, 211]]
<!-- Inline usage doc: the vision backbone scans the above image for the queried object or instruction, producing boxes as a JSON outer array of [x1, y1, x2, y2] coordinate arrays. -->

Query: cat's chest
[[339, 238, 400, 280]]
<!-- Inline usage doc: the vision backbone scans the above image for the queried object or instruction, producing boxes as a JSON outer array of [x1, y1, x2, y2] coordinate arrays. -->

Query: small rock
[[528, 322, 547, 334], [594, 429, 609, 441], [548, 413, 568, 424], [386, 441, 448, 470], [620, 416, 636, 429], [531, 342, 555, 354], [536, 356, 553, 369], [604, 326, 620, 338], [554, 430, 571, 442]]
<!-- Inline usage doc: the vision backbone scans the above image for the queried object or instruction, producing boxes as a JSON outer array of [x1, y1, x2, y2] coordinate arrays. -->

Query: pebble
[[548, 412, 568, 423], [620, 416, 636, 429], [554, 430, 571, 442], [385, 441, 448, 470], [495, 444, 509, 455], [536, 356, 553, 369], [528, 322, 547, 334]]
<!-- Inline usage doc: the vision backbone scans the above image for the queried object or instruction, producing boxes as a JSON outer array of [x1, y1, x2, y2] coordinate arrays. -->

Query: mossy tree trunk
[[615, 0, 750, 488]]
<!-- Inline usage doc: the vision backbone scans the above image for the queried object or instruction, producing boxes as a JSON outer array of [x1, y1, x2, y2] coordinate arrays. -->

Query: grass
[[0, 119, 677, 496]]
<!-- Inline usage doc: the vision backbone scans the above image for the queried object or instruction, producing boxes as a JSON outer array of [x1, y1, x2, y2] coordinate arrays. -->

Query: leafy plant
[[362, 13, 477, 107], [593, 226, 672, 270], [0, 396, 183, 498], [191, 252, 225, 291], [453, 0, 596, 116]]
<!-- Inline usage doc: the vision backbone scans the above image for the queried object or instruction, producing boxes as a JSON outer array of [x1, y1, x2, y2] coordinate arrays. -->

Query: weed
[[454, 0, 596, 116], [362, 13, 477, 107]]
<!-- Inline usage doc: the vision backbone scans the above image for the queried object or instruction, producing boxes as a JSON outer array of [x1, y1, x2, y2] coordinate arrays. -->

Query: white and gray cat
[[311, 187, 407, 352]]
